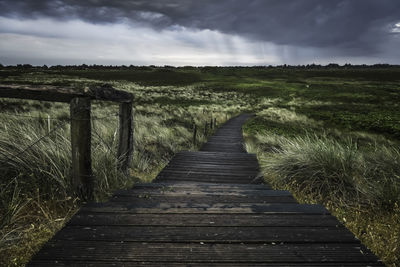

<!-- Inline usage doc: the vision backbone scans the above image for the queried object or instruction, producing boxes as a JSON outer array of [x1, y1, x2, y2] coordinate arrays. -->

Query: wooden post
[[117, 101, 133, 174], [47, 114, 51, 134], [214, 118, 217, 127], [210, 118, 213, 129], [204, 122, 208, 136], [70, 97, 93, 201], [193, 123, 197, 145]]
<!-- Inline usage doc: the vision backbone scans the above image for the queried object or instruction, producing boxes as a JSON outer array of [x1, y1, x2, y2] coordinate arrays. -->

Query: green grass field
[[0, 65, 399, 266]]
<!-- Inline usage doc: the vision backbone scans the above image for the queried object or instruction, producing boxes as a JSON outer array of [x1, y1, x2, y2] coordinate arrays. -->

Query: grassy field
[[0, 65, 399, 266]]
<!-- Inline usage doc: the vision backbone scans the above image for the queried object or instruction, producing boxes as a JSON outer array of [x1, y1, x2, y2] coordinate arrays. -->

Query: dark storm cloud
[[1, 0, 400, 55]]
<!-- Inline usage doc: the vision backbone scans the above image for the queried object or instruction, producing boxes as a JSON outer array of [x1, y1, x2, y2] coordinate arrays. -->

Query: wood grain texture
[[29, 114, 383, 266], [0, 84, 133, 103]]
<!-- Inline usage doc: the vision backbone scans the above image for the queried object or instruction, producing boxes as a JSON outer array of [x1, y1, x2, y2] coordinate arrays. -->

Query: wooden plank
[[163, 163, 259, 170], [67, 213, 342, 227], [177, 151, 257, 157], [80, 202, 330, 214], [30, 241, 381, 263], [170, 155, 257, 161], [155, 174, 258, 182], [29, 261, 385, 267], [200, 148, 246, 152], [200, 148, 247, 153], [158, 168, 258, 174], [53, 226, 359, 243], [169, 158, 257, 164], [202, 143, 245, 147], [156, 178, 261, 184], [155, 176, 259, 184], [161, 166, 259, 172], [165, 160, 259, 167], [170, 156, 258, 161], [161, 164, 259, 171], [131, 182, 271, 190], [174, 153, 256, 159], [169, 158, 258, 164], [157, 169, 259, 177], [109, 195, 297, 204], [0, 84, 133, 103], [70, 97, 93, 200], [114, 188, 287, 197], [208, 137, 244, 140], [114, 188, 290, 196]]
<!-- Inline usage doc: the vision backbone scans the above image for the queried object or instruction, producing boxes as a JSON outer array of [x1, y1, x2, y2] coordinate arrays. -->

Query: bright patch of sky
[[392, 22, 400, 32], [0, 17, 398, 66], [0, 17, 281, 66]]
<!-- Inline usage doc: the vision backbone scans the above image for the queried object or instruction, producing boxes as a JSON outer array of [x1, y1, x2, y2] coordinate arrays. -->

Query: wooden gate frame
[[0, 84, 134, 200]]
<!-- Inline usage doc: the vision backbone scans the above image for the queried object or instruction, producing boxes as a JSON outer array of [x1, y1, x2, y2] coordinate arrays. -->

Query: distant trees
[[0, 63, 398, 71]]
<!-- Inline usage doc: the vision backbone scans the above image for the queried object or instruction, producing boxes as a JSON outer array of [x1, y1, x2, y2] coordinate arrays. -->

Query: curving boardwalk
[[29, 114, 383, 266]]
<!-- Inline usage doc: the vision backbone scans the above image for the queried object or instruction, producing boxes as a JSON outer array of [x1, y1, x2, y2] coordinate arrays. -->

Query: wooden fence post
[[47, 114, 51, 134], [204, 122, 208, 136], [193, 123, 197, 145], [210, 118, 213, 129], [70, 97, 93, 201], [117, 101, 134, 174]]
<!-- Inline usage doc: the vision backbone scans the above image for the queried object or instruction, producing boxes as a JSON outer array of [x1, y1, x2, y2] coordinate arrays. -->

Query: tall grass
[[251, 133, 400, 208]]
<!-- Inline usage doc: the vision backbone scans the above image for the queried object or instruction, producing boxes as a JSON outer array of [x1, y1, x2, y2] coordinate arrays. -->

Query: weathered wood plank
[[157, 178, 262, 184], [165, 161, 259, 167], [67, 213, 342, 227], [157, 170, 259, 177], [131, 182, 270, 189], [80, 202, 330, 214], [54, 225, 359, 243], [29, 261, 384, 267], [169, 158, 258, 164], [155, 177, 261, 184], [0, 84, 133, 103], [109, 195, 297, 204], [155, 175, 259, 182], [170, 156, 257, 162], [177, 151, 257, 157], [30, 241, 382, 263], [163, 163, 259, 171], [113, 188, 287, 197]]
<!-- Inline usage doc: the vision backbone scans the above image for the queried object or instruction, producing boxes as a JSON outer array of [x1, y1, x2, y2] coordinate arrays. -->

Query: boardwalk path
[[30, 114, 382, 266]]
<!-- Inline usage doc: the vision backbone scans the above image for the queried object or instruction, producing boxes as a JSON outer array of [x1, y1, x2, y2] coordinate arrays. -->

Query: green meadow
[[0, 65, 399, 266]]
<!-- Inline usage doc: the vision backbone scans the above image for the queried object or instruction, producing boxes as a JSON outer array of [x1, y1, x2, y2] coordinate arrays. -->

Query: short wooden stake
[[70, 97, 93, 201], [117, 102, 134, 174], [47, 114, 51, 134], [193, 123, 197, 145]]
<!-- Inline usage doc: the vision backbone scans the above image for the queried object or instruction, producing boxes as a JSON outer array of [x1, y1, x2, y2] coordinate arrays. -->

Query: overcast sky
[[1, 0, 400, 66]]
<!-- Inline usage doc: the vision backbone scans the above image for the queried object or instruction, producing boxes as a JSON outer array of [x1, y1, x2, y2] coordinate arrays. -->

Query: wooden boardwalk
[[29, 114, 383, 266]]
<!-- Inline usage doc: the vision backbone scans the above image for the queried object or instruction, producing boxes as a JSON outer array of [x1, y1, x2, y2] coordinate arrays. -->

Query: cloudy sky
[[0, 0, 400, 66]]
